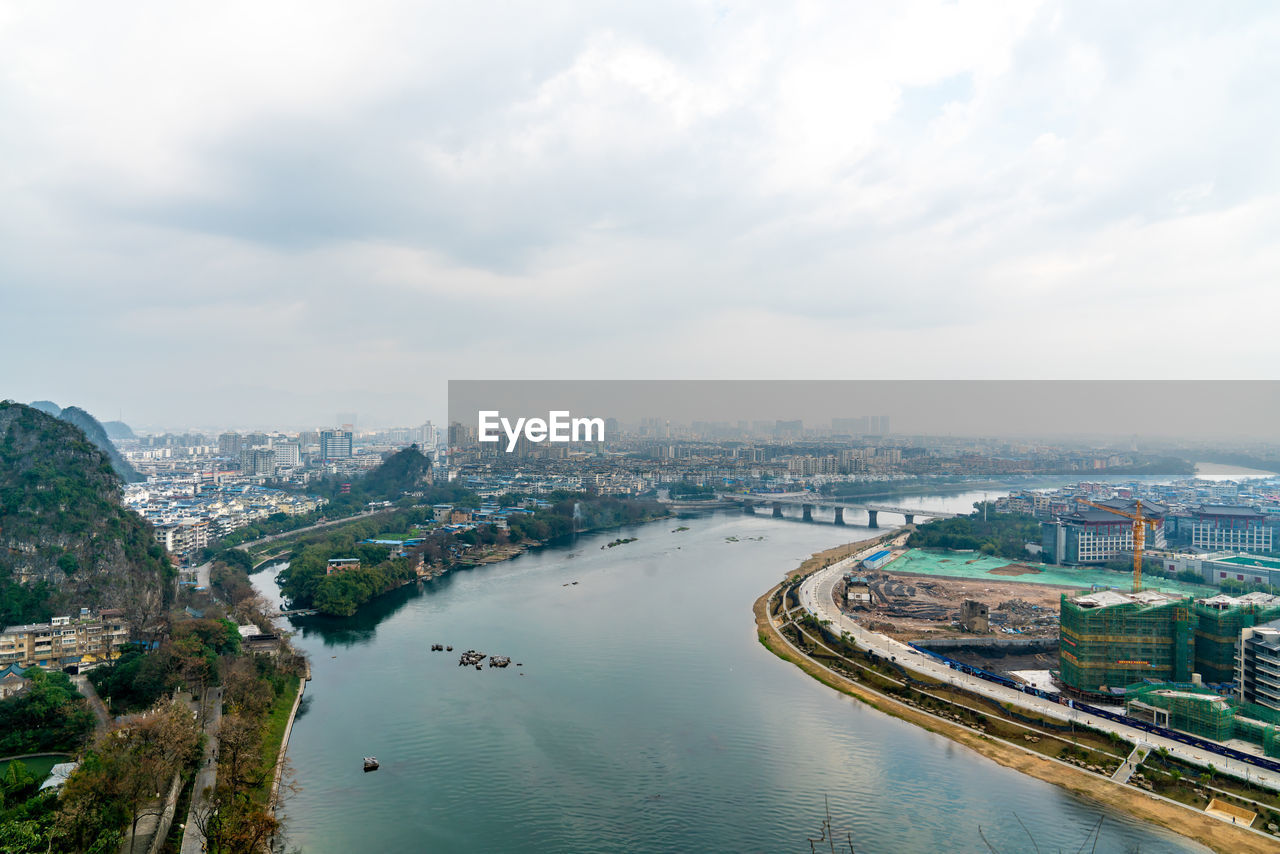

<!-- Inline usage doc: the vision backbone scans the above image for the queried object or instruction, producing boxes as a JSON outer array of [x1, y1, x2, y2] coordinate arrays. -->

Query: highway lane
[[795, 550, 1280, 791]]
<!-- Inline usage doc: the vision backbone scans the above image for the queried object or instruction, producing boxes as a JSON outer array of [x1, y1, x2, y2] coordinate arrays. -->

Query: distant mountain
[[102, 420, 136, 441], [55, 406, 142, 483], [0, 402, 172, 628], [22, 400, 140, 481]]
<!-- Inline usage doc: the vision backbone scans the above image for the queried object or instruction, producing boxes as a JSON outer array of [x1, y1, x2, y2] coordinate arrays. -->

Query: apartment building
[[0, 609, 130, 670]]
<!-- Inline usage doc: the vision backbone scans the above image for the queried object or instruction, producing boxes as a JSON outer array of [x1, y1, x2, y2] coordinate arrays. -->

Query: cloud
[[2, 1, 1279, 428]]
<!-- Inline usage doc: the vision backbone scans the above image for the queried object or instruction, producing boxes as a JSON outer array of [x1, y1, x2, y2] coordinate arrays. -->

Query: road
[[236, 509, 380, 552], [180, 686, 223, 854], [796, 550, 1280, 791], [187, 561, 211, 589]]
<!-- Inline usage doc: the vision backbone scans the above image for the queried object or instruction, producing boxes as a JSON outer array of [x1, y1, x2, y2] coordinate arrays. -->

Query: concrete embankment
[[753, 541, 1275, 854], [269, 670, 308, 813]]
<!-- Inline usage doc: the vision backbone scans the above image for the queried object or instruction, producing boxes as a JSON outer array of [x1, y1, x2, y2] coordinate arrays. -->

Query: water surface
[[257, 514, 1208, 853]]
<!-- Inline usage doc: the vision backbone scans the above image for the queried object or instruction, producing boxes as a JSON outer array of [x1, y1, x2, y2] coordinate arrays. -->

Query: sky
[[3, 2, 1279, 432]]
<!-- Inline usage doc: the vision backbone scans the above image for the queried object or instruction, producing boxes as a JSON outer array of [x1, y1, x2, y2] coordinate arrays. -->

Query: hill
[[102, 420, 136, 440], [55, 406, 142, 482], [305, 444, 434, 515], [0, 402, 172, 628], [363, 444, 432, 497], [29, 400, 62, 417]]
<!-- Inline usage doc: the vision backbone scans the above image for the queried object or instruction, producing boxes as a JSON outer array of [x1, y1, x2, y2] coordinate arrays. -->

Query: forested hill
[[0, 401, 171, 628], [55, 405, 142, 482], [23, 399, 141, 482], [364, 444, 432, 496], [305, 444, 435, 515]]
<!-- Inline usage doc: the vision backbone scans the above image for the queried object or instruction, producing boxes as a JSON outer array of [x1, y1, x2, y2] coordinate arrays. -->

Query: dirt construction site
[[833, 568, 1066, 644]]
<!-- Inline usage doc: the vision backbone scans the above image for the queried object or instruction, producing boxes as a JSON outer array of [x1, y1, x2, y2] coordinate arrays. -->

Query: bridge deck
[[720, 494, 956, 518]]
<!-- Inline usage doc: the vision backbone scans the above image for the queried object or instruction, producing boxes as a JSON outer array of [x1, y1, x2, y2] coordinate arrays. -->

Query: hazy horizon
[[5, 3, 1280, 431]]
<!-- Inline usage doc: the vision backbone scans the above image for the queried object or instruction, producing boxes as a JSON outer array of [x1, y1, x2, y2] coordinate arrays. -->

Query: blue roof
[[0, 663, 28, 680], [866, 549, 892, 561]]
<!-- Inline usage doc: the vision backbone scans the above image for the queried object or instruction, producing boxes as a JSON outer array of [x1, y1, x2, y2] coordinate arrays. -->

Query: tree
[[0, 669, 95, 754], [75, 702, 202, 852]]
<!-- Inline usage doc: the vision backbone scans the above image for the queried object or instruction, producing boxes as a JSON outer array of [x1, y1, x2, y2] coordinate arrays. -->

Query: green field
[[886, 549, 1216, 597]]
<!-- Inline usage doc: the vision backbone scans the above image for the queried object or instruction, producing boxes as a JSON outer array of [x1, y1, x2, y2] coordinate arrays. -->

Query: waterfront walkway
[[180, 686, 223, 854], [1113, 745, 1151, 784], [797, 551, 1280, 791]]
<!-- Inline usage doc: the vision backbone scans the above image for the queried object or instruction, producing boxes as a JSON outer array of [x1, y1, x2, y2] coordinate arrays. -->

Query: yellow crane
[[1075, 497, 1161, 593]]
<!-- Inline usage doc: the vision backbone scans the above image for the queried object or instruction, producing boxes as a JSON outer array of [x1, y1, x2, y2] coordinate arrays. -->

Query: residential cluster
[[122, 421, 441, 484], [0, 608, 130, 674], [442, 416, 1214, 498], [124, 480, 327, 566]]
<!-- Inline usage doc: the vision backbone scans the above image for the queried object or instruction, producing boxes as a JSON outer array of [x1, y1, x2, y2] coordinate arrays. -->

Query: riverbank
[[753, 541, 1271, 854], [270, 510, 672, 615], [266, 674, 305, 811]]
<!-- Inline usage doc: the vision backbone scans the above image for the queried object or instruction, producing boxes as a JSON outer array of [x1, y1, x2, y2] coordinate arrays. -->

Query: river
[[252, 503, 1213, 853]]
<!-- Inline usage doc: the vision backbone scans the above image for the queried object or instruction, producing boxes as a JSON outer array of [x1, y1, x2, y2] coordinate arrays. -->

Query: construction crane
[[1075, 498, 1161, 593]]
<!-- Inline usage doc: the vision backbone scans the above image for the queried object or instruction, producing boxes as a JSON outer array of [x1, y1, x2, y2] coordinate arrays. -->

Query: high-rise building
[[273, 442, 301, 468], [1058, 589, 1196, 694], [320, 429, 353, 461], [240, 448, 277, 475], [1239, 619, 1280, 712], [447, 422, 475, 448], [218, 432, 242, 457], [868, 415, 890, 435]]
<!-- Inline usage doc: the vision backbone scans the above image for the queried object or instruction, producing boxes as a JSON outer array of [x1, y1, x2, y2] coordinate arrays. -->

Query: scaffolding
[[1194, 602, 1280, 684], [1059, 594, 1197, 694], [1124, 682, 1235, 741], [1124, 683, 1280, 758]]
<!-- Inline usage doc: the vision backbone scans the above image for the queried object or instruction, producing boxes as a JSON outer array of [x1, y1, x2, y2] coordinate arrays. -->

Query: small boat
[[446, 646, 453, 651], [363, 757, 380, 772]]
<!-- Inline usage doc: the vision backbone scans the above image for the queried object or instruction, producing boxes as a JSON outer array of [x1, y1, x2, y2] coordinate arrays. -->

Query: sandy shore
[[753, 539, 1275, 854]]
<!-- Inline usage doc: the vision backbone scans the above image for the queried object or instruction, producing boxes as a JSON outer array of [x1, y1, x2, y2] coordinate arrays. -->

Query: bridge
[[717, 493, 957, 527]]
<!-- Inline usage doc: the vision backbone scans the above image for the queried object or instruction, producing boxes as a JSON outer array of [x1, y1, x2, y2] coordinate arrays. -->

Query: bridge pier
[[802, 504, 813, 522], [833, 507, 845, 525], [866, 509, 879, 528], [742, 502, 755, 515], [772, 502, 783, 518], [904, 513, 915, 525]]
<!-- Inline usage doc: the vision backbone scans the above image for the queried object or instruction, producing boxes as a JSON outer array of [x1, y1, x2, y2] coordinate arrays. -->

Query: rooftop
[[1196, 505, 1267, 518], [1070, 589, 1185, 609], [1198, 592, 1280, 610], [1218, 554, 1280, 570]]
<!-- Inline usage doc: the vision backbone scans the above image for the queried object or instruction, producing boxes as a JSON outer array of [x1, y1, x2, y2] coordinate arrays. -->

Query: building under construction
[[1125, 682, 1280, 758], [1194, 592, 1280, 685], [1059, 589, 1196, 695]]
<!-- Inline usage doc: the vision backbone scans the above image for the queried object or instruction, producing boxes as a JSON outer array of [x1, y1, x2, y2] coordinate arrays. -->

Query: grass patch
[[252, 674, 300, 804]]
